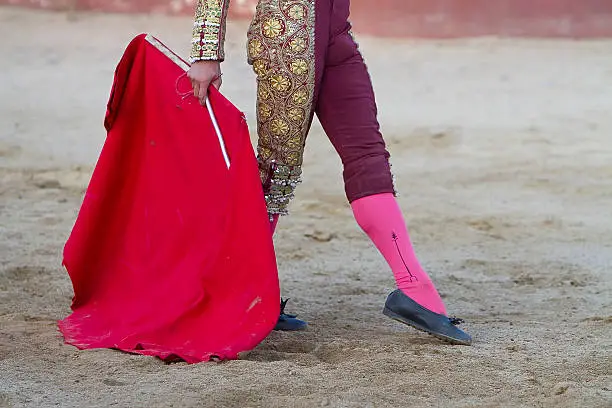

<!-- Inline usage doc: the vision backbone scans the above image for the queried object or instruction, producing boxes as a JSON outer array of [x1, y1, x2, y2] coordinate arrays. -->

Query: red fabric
[[58, 34, 279, 363]]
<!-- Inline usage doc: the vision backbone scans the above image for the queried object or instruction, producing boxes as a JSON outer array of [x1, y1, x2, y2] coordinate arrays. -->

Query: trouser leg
[[247, 0, 332, 216], [315, 0, 395, 202]]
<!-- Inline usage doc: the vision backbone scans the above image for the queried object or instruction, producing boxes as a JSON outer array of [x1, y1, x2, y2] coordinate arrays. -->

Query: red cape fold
[[58, 34, 279, 363]]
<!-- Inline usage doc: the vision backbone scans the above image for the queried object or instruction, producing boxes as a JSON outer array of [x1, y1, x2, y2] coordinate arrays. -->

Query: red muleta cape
[[58, 34, 280, 363]]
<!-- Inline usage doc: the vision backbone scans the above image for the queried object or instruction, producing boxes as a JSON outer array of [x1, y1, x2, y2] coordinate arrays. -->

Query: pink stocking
[[270, 214, 280, 235], [351, 193, 447, 315]]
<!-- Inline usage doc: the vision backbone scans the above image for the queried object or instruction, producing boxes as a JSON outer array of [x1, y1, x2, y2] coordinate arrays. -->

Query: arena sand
[[0, 7, 610, 408]]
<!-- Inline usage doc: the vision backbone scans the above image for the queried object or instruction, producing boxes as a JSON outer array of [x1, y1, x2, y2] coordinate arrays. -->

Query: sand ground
[[0, 7, 611, 408]]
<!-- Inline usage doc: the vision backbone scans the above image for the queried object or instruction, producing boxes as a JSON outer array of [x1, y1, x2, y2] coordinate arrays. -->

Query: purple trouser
[[248, 0, 395, 215]]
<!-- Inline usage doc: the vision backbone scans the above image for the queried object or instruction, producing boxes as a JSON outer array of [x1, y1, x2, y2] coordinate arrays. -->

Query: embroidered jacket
[[190, 0, 231, 62]]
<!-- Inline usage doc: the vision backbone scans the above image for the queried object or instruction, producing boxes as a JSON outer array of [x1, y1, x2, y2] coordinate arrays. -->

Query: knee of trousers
[[343, 153, 396, 203]]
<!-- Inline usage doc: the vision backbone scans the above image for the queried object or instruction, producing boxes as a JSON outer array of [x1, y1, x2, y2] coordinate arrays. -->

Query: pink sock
[[270, 214, 280, 235], [350, 193, 447, 316]]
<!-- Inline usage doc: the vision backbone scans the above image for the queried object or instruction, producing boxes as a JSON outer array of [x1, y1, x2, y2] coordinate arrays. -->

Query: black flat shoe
[[383, 289, 472, 345], [274, 298, 308, 331]]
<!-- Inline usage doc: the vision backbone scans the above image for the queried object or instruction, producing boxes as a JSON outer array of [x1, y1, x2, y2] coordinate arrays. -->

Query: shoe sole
[[383, 307, 472, 346], [273, 325, 308, 332]]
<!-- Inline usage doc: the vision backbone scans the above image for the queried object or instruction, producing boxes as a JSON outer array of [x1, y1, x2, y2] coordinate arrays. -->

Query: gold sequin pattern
[[190, 0, 230, 62], [247, 0, 316, 215]]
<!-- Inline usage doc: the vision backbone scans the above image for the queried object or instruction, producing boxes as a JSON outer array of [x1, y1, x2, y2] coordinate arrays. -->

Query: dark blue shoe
[[383, 290, 472, 345], [274, 299, 308, 331]]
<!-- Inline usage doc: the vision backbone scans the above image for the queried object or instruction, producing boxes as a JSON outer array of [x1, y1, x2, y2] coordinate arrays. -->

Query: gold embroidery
[[288, 5, 306, 20], [290, 59, 308, 75], [270, 74, 291, 92], [262, 18, 285, 38], [291, 88, 309, 105], [258, 103, 273, 120], [253, 59, 269, 77], [258, 84, 271, 100], [270, 118, 290, 136], [247, 0, 316, 215], [289, 37, 307, 53], [288, 107, 305, 122], [248, 38, 264, 58], [190, 0, 230, 62]]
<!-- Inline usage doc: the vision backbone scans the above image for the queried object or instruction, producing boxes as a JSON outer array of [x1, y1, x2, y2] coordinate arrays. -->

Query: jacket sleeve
[[190, 0, 231, 63]]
